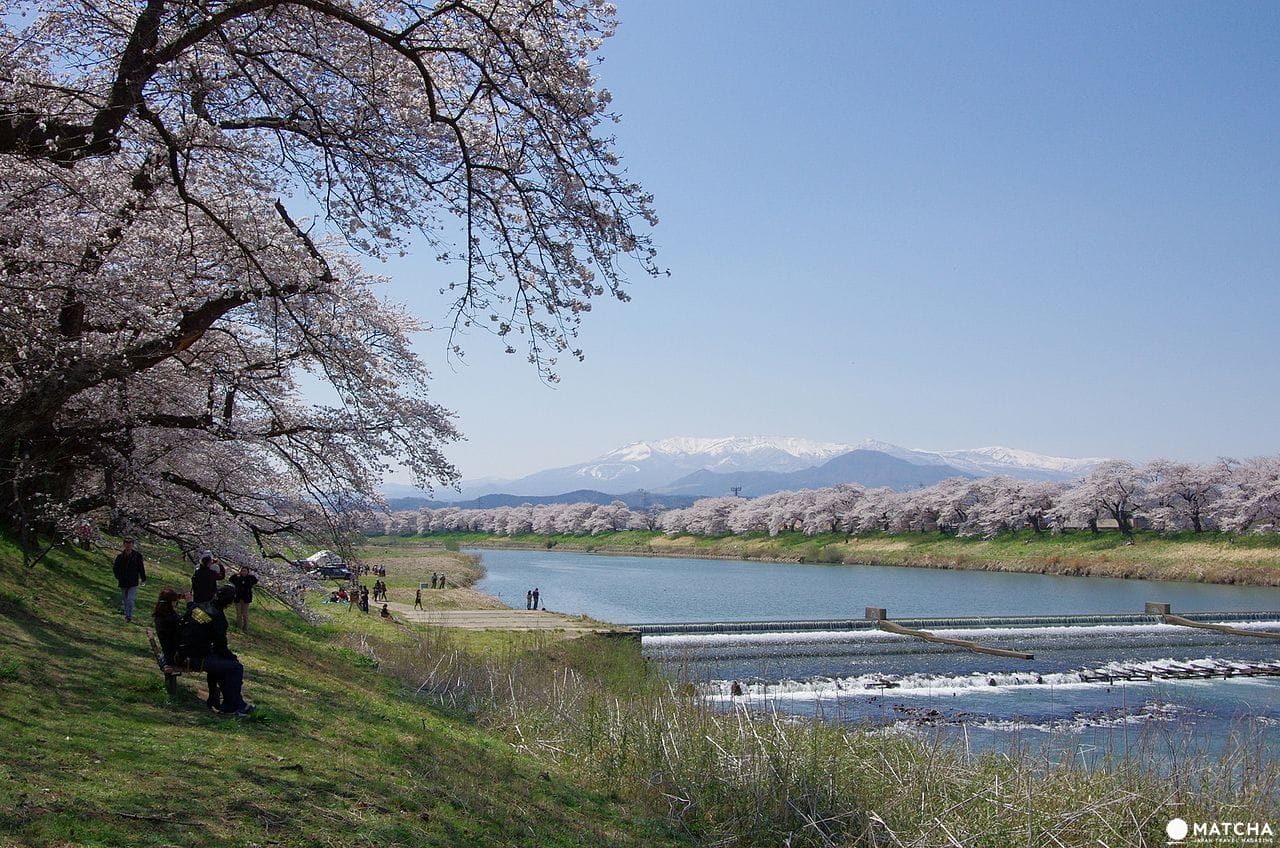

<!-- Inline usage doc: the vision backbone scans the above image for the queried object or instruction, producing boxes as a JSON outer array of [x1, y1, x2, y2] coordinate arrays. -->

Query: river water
[[472, 548, 1280, 757]]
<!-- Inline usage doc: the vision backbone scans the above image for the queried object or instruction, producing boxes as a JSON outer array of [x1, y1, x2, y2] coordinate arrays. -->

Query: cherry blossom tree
[[1, 0, 657, 554], [723, 489, 812, 537], [582, 501, 633, 534], [1057, 461, 1145, 536], [889, 483, 943, 534], [926, 478, 984, 535], [802, 484, 865, 536], [427, 508, 462, 533], [529, 505, 561, 536], [725, 495, 775, 535], [1052, 483, 1100, 534], [504, 505, 536, 536], [1217, 457, 1280, 534], [660, 497, 741, 537], [553, 502, 599, 534], [979, 479, 1062, 536], [1144, 460, 1222, 533], [845, 488, 900, 535]]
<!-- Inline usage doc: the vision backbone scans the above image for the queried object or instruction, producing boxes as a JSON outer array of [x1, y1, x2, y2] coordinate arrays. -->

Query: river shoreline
[[389, 530, 1280, 588]]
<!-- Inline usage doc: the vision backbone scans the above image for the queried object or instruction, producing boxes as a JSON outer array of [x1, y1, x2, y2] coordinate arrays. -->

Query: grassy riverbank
[[3, 533, 1277, 846], [0, 536, 683, 847], [392, 529, 1280, 586]]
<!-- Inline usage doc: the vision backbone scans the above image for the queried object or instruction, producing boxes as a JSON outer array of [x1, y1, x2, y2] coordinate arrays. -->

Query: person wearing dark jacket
[[112, 537, 146, 622], [152, 588, 185, 666], [176, 585, 253, 716], [228, 566, 259, 632], [190, 550, 226, 604]]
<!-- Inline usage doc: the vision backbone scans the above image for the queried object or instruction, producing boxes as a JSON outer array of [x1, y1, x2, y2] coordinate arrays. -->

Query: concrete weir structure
[[865, 607, 1036, 660], [1148, 601, 1280, 640], [627, 609, 1280, 637]]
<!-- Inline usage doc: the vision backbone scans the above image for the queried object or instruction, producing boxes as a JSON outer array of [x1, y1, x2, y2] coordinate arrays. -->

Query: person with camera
[[176, 585, 254, 717], [191, 550, 226, 604]]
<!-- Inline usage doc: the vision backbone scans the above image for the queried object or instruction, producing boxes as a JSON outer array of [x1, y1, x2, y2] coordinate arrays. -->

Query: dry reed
[[376, 628, 1279, 847]]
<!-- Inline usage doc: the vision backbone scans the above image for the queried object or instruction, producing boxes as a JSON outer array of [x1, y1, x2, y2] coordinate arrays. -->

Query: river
[[472, 547, 1280, 758]]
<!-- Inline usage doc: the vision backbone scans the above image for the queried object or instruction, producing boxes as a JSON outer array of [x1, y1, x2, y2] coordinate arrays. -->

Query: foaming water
[[647, 621, 1280, 755]]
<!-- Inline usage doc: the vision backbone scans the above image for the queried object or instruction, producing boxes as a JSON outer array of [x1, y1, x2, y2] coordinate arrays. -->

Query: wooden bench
[[145, 627, 188, 698]]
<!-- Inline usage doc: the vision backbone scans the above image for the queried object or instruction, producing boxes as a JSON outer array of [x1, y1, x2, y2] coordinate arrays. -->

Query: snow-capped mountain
[[866, 444, 1108, 482], [923, 446, 1107, 481], [480, 436, 856, 497], [438, 436, 1108, 500], [596, 436, 855, 472]]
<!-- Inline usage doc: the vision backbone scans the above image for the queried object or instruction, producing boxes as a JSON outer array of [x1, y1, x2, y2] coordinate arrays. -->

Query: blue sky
[[385, 1, 1280, 485]]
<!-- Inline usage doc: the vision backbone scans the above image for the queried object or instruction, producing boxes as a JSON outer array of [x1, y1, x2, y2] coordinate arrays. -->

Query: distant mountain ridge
[[474, 436, 858, 497], [399, 435, 1109, 503], [656, 449, 969, 497], [925, 446, 1103, 482], [386, 489, 700, 513]]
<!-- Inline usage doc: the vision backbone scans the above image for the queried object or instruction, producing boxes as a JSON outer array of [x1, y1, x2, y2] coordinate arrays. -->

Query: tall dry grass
[[367, 628, 1279, 847]]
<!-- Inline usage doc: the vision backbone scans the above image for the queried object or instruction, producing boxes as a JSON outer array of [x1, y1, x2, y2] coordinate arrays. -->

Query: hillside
[[0, 536, 686, 848]]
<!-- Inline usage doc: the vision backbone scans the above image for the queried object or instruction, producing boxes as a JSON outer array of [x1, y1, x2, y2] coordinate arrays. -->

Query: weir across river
[[626, 609, 1280, 636]]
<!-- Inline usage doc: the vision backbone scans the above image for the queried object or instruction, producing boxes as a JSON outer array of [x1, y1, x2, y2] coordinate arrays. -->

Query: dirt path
[[386, 602, 620, 632]]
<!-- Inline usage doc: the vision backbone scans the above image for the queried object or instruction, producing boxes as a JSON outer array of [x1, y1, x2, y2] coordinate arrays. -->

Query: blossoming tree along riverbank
[[375, 457, 1280, 539], [0, 0, 658, 556]]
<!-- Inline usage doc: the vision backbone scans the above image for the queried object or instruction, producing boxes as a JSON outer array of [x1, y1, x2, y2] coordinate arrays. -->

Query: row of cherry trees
[[369, 458, 1280, 540]]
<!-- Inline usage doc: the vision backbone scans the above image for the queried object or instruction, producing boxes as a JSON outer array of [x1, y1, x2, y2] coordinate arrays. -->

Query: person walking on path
[[112, 537, 146, 622], [414, 588, 423, 610], [191, 550, 226, 604], [228, 565, 258, 632]]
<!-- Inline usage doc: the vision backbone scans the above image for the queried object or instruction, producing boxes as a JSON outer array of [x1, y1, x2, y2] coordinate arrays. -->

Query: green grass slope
[[0, 535, 688, 848]]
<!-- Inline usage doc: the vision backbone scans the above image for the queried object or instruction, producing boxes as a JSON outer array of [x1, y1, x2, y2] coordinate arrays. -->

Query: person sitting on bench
[[176, 585, 254, 717], [152, 588, 187, 667]]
